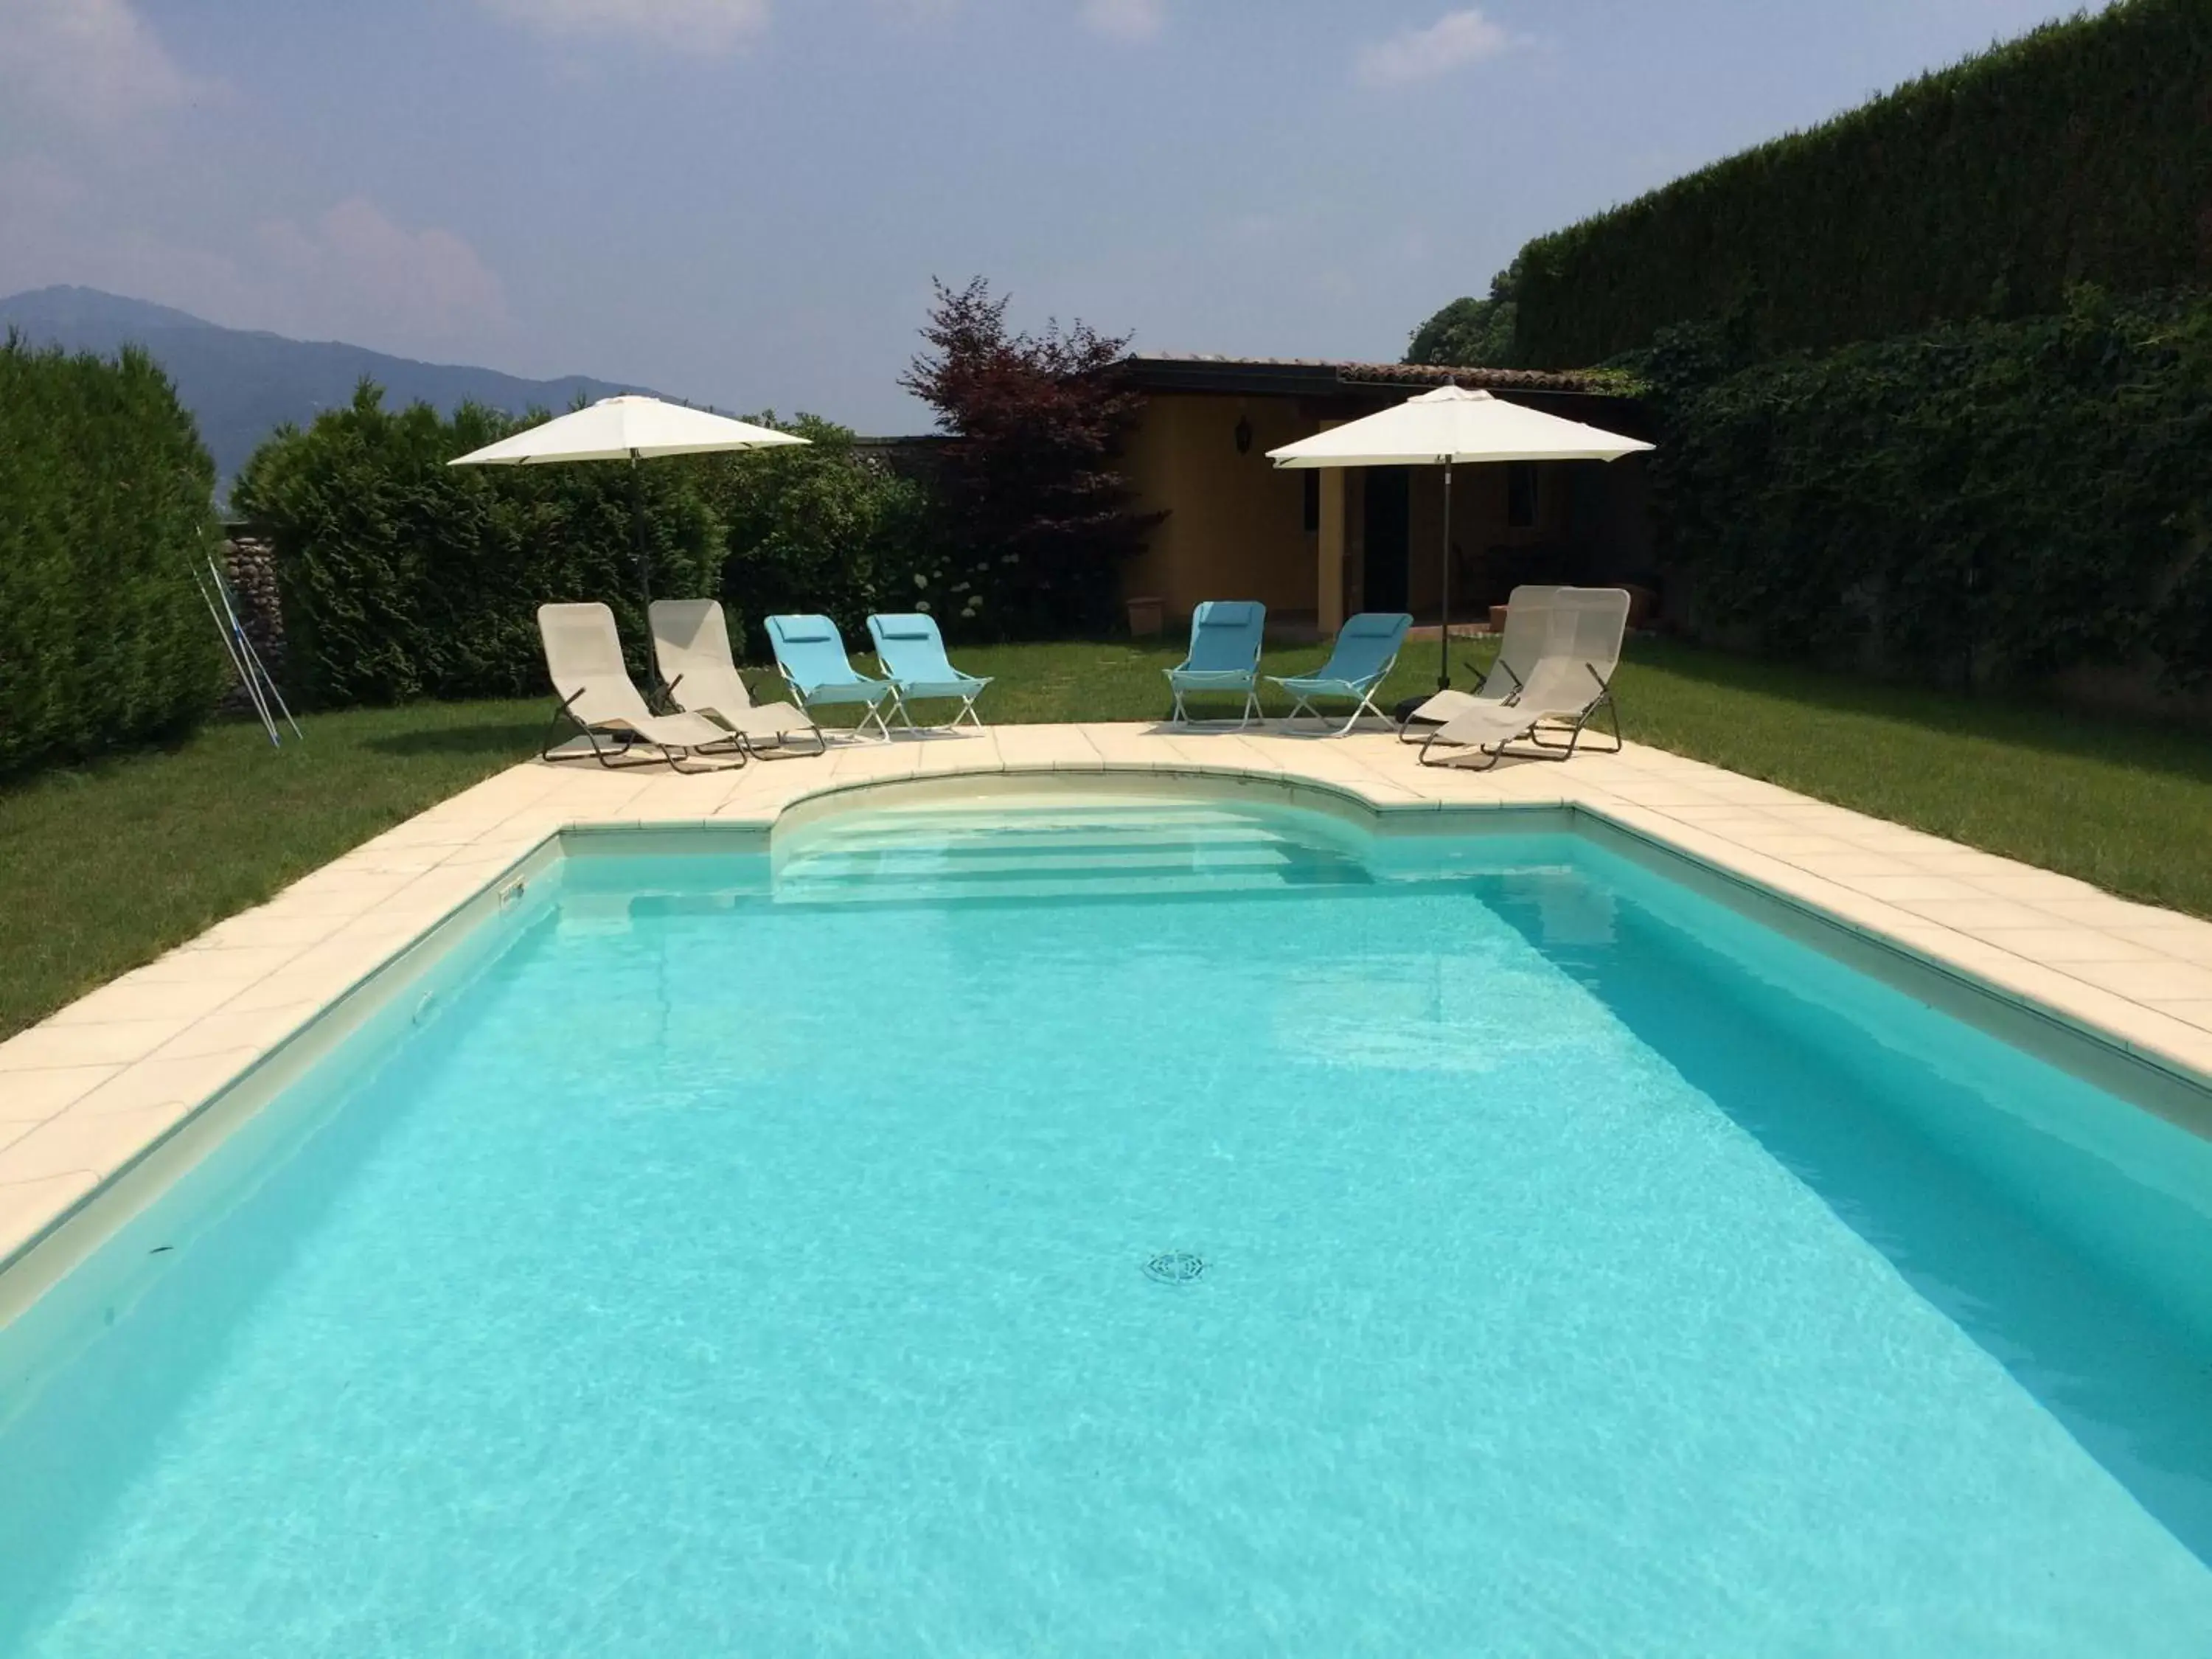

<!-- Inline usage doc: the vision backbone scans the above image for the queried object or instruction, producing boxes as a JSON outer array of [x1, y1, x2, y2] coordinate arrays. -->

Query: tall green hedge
[[710, 417, 944, 657], [232, 386, 722, 707], [1512, 0, 2212, 367], [0, 337, 226, 777], [1640, 288, 2212, 689]]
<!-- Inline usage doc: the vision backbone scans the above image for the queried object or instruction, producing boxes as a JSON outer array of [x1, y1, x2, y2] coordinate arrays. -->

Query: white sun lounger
[[649, 599, 824, 758], [1397, 584, 1563, 740], [537, 602, 745, 772], [1416, 587, 1630, 770]]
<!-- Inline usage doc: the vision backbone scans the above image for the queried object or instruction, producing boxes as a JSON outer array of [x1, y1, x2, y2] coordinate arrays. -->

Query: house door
[[1363, 467, 1411, 613]]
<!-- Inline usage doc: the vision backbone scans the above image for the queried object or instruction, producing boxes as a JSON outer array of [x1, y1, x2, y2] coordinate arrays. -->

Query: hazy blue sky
[[4, 0, 2087, 430]]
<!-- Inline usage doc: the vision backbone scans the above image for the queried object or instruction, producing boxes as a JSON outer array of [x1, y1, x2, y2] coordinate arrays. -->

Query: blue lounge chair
[[765, 613, 900, 742], [1165, 600, 1267, 728], [866, 613, 992, 731], [1267, 611, 1413, 735]]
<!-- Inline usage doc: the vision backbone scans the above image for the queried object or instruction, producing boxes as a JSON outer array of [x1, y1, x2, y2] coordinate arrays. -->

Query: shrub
[[1507, 0, 2212, 366], [1638, 288, 2212, 690], [232, 385, 721, 706], [0, 336, 226, 777], [705, 416, 944, 657]]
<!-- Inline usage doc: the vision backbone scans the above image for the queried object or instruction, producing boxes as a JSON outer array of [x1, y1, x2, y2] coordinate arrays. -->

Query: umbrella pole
[[1438, 462, 1454, 690], [629, 450, 659, 692], [629, 450, 652, 609]]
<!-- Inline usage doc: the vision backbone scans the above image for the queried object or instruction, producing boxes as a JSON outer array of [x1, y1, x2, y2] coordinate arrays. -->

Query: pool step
[[771, 809, 1372, 905]]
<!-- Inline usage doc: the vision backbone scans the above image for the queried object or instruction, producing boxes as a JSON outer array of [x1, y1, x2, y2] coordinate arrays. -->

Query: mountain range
[[0, 286, 655, 494]]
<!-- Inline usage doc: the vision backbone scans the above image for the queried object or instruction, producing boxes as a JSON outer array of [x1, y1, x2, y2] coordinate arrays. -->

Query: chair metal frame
[[1274, 670, 1396, 737], [1416, 664, 1623, 771], [661, 670, 830, 759], [1167, 674, 1264, 731], [540, 685, 747, 773], [889, 684, 989, 733]]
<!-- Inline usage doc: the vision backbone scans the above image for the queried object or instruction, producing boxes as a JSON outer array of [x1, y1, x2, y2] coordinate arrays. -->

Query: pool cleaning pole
[[210, 555, 302, 740], [192, 563, 279, 747]]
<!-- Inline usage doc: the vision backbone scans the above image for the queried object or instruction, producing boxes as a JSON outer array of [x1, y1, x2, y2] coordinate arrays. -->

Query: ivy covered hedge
[[0, 338, 226, 777], [1512, 0, 2212, 367], [1640, 288, 2212, 690], [232, 386, 723, 707]]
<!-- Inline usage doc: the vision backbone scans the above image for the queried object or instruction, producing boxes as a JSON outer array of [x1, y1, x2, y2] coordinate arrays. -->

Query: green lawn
[[1611, 639, 2212, 918], [5, 637, 2210, 1042], [0, 701, 543, 1043]]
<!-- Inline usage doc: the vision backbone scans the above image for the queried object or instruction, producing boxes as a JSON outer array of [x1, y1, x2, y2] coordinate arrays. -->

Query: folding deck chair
[[866, 612, 992, 731], [1397, 585, 1562, 741], [1416, 588, 1631, 771], [1266, 611, 1412, 735], [765, 613, 902, 742], [649, 599, 824, 758], [536, 602, 745, 773], [1165, 600, 1267, 729]]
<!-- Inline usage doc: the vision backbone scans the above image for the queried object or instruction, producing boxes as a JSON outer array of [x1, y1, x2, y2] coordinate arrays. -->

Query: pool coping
[[5, 722, 2212, 1301]]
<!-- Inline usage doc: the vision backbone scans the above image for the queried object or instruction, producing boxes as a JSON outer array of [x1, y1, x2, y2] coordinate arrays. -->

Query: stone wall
[[216, 533, 286, 714]]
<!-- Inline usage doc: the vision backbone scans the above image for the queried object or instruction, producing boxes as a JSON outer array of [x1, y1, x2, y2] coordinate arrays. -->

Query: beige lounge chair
[[649, 599, 824, 757], [1416, 587, 1630, 770], [1397, 584, 1562, 740], [536, 602, 745, 772]]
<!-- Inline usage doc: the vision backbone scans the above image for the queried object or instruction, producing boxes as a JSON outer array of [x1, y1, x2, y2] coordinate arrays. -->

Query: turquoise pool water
[[6, 801, 2212, 1655]]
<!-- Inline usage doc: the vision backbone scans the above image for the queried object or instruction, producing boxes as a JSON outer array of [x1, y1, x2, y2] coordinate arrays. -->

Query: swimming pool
[[4, 796, 2212, 1655]]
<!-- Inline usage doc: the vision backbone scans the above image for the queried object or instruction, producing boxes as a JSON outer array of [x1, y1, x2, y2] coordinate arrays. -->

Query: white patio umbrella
[[448, 394, 808, 609], [1269, 385, 1652, 690]]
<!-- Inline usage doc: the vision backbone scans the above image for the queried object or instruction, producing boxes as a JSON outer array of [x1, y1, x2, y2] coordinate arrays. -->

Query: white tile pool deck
[[5, 721, 2212, 1267]]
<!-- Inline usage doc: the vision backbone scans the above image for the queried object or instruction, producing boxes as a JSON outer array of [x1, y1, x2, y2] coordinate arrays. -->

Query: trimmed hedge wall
[[1514, 0, 2212, 367], [0, 338, 226, 777], [232, 386, 722, 707], [712, 417, 943, 658], [1641, 289, 2212, 689]]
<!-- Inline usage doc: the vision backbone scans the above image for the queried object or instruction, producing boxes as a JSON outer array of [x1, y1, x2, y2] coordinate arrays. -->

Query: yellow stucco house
[[1111, 355, 1653, 636]]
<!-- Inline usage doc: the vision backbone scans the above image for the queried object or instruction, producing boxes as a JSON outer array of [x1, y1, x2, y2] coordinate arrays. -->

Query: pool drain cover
[[1144, 1251, 1206, 1286]]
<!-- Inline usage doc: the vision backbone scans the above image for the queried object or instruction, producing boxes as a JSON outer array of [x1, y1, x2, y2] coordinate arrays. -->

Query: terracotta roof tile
[[1118, 353, 1617, 396]]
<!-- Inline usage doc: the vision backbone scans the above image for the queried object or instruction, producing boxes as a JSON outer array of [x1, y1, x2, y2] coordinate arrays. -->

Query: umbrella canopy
[[447, 394, 807, 466], [1267, 385, 1652, 689], [1266, 384, 1651, 468], [448, 397, 808, 669]]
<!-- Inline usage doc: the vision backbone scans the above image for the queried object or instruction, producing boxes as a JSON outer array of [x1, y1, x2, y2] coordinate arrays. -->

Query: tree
[[900, 276, 1158, 638], [1405, 258, 1524, 366], [0, 337, 226, 775]]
